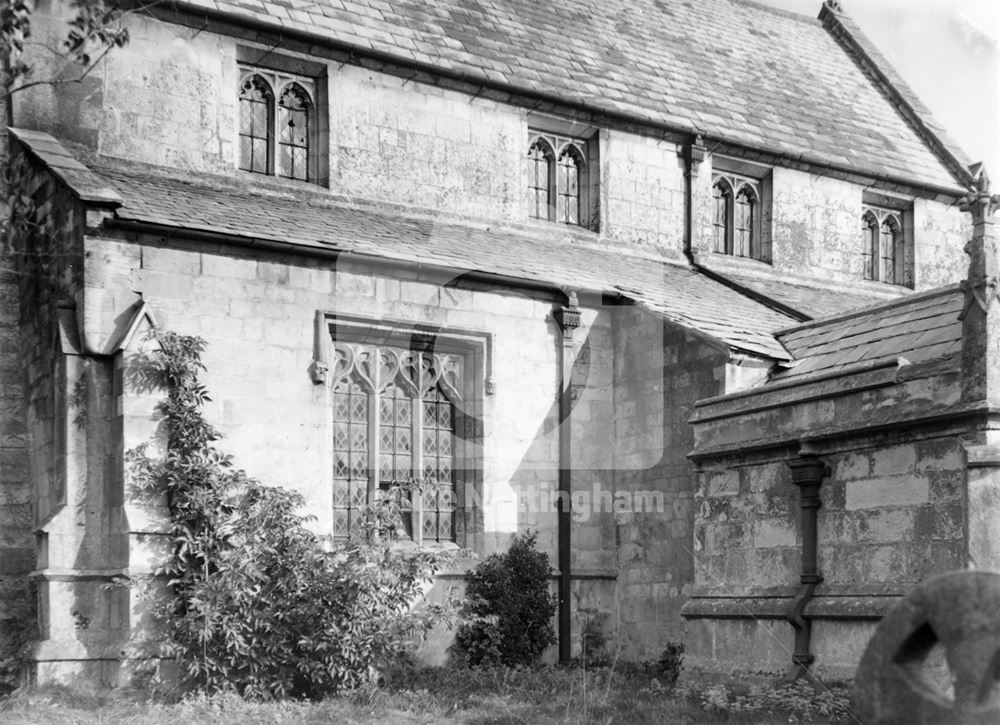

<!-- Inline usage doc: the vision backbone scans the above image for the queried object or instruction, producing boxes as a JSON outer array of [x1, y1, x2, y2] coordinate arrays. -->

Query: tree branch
[[6, 38, 117, 98]]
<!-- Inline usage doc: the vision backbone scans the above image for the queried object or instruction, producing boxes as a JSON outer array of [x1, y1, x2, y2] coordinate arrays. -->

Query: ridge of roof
[[775, 282, 964, 338], [738, 0, 818, 25], [818, 1, 975, 188]]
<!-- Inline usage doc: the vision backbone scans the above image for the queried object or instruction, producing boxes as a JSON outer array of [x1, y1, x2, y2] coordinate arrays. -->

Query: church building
[[1, 0, 995, 685]]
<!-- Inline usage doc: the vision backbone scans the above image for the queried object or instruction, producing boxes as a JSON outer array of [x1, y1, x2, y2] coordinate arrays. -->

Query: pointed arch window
[[527, 140, 553, 221], [712, 179, 732, 253], [330, 342, 471, 544], [239, 74, 273, 175], [861, 205, 904, 285], [712, 173, 765, 261], [238, 65, 318, 184], [557, 146, 583, 225], [734, 185, 757, 258], [278, 83, 311, 181], [526, 130, 595, 229]]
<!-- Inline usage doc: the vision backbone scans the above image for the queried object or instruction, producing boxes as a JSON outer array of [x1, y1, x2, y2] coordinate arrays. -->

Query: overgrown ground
[[0, 665, 857, 724]]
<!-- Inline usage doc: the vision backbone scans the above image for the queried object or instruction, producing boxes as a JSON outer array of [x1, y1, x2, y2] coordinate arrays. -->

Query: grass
[[0, 665, 857, 725]]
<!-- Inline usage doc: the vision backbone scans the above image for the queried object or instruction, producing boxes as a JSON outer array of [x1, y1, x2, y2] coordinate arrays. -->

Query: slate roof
[[168, 0, 968, 190], [771, 285, 964, 382], [705, 269, 899, 320], [89, 164, 797, 359]]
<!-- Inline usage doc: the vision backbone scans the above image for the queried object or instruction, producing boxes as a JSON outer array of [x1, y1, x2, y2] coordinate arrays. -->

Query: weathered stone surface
[[852, 570, 1000, 725]]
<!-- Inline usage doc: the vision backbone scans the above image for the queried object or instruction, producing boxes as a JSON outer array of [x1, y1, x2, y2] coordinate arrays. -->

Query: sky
[[759, 0, 1000, 182]]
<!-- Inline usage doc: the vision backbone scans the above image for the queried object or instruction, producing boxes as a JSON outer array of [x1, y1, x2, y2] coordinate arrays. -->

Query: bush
[[452, 531, 556, 666], [129, 332, 445, 699], [0, 577, 36, 695], [654, 642, 684, 685]]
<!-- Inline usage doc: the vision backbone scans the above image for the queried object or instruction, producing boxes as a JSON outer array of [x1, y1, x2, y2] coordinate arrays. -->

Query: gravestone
[[852, 570, 1000, 724]]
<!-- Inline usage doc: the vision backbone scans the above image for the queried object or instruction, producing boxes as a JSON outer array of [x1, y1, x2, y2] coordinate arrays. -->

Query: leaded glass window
[[713, 180, 731, 254], [332, 377, 369, 539], [734, 185, 757, 258], [862, 211, 879, 281], [557, 148, 582, 225], [526, 131, 593, 228], [861, 206, 903, 285], [239, 74, 273, 174], [421, 388, 456, 543], [712, 173, 764, 261], [278, 83, 311, 181], [528, 141, 552, 221], [238, 65, 316, 183], [880, 216, 900, 284], [330, 343, 464, 544]]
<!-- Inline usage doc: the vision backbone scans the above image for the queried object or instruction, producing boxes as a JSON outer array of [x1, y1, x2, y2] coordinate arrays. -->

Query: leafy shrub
[[653, 642, 684, 685], [675, 675, 854, 720], [128, 332, 446, 698], [0, 577, 36, 695], [580, 614, 610, 666], [452, 531, 556, 666]]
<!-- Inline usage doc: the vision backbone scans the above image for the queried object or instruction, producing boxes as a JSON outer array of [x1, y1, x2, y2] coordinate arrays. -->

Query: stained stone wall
[[16, 4, 970, 276], [685, 351, 977, 676], [612, 311, 729, 659], [692, 161, 969, 294]]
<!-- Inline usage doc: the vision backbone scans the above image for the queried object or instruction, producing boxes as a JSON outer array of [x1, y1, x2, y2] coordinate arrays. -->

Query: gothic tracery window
[[734, 186, 757, 258], [712, 174, 764, 260], [239, 74, 273, 175], [527, 131, 593, 229], [713, 179, 732, 253], [861, 206, 904, 285], [278, 83, 311, 181], [331, 343, 464, 543], [527, 140, 553, 221], [557, 147, 583, 225], [238, 66, 316, 183]]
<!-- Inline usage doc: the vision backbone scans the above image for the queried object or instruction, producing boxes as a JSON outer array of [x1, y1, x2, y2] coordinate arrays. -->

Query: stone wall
[[601, 132, 687, 259], [0, 265, 31, 577], [913, 196, 969, 288], [51, 231, 658, 666], [17, 6, 969, 276], [693, 159, 969, 296], [612, 309, 728, 659], [685, 350, 976, 676], [0, 78, 34, 583]]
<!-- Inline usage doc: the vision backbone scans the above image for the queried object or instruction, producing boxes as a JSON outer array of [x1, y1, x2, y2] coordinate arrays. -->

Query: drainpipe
[[785, 453, 828, 680], [681, 135, 707, 265], [553, 290, 581, 662]]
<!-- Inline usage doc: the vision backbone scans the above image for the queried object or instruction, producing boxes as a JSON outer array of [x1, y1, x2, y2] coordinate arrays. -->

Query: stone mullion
[[368, 351, 380, 506], [412, 360, 424, 545]]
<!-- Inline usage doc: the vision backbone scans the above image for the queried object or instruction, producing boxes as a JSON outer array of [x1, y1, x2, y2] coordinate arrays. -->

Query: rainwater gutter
[[104, 218, 576, 300], [785, 453, 829, 680], [680, 136, 706, 265], [553, 291, 581, 663]]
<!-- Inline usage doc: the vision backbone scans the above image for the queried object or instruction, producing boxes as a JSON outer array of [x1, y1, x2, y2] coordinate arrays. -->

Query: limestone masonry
[[0, 0, 995, 686]]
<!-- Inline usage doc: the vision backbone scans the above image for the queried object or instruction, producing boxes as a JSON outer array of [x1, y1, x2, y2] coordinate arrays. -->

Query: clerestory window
[[329, 340, 474, 544], [861, 206, 905, 285], [712, 173, 764, 260], [239, 66, 317, 183], [526, 130, 595, 229]]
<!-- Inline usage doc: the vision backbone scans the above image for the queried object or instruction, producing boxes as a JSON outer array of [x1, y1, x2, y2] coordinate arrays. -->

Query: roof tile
[[92, 163, 798, 359], [773, 285, 964, 382]]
